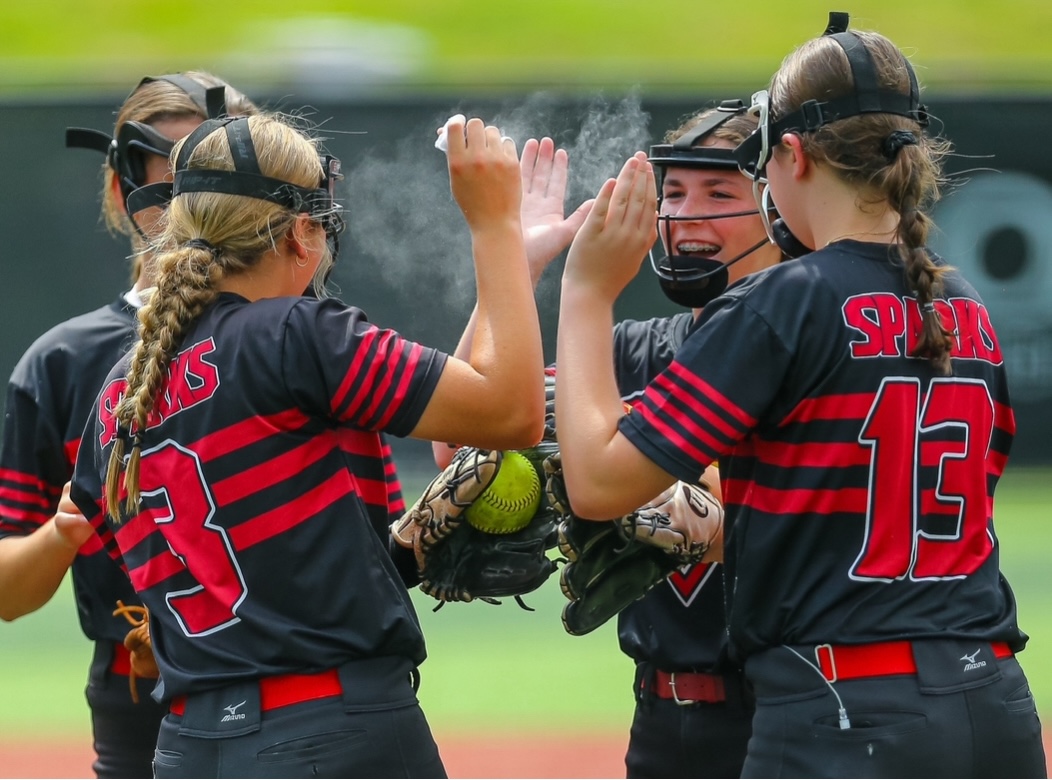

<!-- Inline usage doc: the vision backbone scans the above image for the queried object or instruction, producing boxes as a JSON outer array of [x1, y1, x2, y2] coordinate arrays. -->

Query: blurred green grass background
[[2, 464, 1050, 740], [1, 1, 1051, 96]]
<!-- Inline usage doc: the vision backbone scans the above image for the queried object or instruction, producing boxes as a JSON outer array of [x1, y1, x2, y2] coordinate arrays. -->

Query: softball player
[[70, 112, 542, 778], [554, 17, 1046, 779], [615, 103, 782, 779], [432, 107, 779, 777], [0, 72, 257, 778]]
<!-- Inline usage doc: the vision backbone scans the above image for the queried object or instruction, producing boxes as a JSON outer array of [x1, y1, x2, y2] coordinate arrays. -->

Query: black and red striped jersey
[[70, 292, 446, 698], [612, 313, 730, 672], [0, 296, 144, 642], [619, 240, 1025, 661]]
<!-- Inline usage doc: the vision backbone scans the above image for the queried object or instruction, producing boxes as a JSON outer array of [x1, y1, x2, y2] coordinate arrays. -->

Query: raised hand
[[563, 152, 657, 301], [445, 115, 522, 233], [519, 137, 593, 284]]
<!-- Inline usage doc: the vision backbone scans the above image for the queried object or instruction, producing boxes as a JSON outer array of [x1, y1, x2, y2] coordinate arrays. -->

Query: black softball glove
[[545, 452, 723, 636], [392, 444, 559, 607]]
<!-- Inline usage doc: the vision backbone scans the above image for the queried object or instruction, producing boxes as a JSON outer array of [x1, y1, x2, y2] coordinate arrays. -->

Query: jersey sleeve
[[68, 389, 129, 577], [0, 384, 67, 537], [282, 300, 447, 438], [618, 293, 792, 483], [611, 318, 654, 386]]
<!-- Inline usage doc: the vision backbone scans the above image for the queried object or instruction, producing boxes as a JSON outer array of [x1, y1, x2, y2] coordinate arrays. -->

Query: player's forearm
[[432, 303, 482, 469], [556, 283, 667, 518], [0, 519, 78, 621], [433, 223, 555, 470], [555, 284, 624, 499], [466, 221, 545, 443]]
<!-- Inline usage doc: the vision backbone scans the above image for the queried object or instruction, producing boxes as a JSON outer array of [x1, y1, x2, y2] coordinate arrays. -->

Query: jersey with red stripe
[[619, 240, 1024, 661], [0, 297, 145, 642], [612, 313, 730, 672], [70, 293, 446, 698]]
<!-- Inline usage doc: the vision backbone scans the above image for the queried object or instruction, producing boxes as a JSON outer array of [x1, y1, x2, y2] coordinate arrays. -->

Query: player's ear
[[286, 214, 314, 260], [111, 174, 128, 217], [780, 133, 810, 181]]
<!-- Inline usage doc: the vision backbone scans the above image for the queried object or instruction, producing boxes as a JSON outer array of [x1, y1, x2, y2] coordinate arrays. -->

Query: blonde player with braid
[[70, 112, 543, 778]]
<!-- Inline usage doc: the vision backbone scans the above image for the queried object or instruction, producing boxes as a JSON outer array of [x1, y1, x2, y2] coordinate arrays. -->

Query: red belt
[[647, 670, 726, 704], [110, 643, 132, 676], [170, 668, 343, 716], [815, 640, 1013, 682]]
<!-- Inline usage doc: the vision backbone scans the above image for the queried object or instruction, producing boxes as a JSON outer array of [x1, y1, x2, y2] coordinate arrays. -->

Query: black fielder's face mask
[[112, 122, 176, 205], [65, 75, 232, 239], [733, 11, 929, 259], [64, 120, 177, 226], [647, 99, 775, 309], [650, 205, 773, 309]]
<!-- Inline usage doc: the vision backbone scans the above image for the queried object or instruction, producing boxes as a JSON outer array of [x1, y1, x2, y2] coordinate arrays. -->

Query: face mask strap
[[649, 99, 747, 194], [158, 117, 345, 267], [734, 12, 928, 180]]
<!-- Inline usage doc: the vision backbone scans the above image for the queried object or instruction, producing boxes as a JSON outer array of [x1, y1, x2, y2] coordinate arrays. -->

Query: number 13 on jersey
[[853, 377, 997, 582]]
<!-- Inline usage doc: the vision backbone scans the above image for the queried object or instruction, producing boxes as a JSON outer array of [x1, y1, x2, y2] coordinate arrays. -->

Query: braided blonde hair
[[771, 31, 955, 374], [105, 113, 331, 519]]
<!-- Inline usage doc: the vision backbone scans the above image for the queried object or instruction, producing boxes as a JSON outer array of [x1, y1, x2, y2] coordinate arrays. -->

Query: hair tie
[[185, 238, 221, 257], [882, 130, 918, 161], [115, 424, 142, 449], [921, 300, 936, 314]]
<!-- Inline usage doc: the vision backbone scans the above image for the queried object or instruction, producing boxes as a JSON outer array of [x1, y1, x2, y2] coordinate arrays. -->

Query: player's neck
[[215, 247, 304, 301]]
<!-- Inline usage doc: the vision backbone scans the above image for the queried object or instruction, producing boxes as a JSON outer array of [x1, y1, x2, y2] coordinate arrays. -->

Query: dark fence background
[[2, 93, 1049, 466]]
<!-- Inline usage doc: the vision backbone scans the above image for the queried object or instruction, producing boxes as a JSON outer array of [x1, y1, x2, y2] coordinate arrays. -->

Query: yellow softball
[[464, 451, 542, 534]]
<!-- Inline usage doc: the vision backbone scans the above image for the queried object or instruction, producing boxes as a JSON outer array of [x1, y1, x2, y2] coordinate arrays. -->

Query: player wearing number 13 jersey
[[555, 15, 1044, 778], [631, 241, 1019, 652]]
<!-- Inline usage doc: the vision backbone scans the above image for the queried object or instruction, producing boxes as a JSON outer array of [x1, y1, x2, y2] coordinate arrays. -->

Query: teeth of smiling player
[[677, 242, 719, 255]]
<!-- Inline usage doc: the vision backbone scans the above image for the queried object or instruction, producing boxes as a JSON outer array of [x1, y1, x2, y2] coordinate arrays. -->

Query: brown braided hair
[[104, 113, 331, 520], [101, 72, 259, 283], [770, 31, 956, 374]]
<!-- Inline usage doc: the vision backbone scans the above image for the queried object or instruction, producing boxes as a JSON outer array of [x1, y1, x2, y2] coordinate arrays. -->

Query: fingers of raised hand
[[446, 117, 505, 158], [439, 114, 467, 153], [549, 148, 570, 198], [584, 177, 618, 227], [520, 138, 540, 189], [631, 157, 658, 233], [522, 137, 558, 197], [609, 152, 654, 225]]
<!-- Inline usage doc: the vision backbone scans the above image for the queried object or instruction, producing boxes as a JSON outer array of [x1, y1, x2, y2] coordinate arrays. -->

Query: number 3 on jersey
[[138, 441, 247, 635], [853, 377, 996, 581]]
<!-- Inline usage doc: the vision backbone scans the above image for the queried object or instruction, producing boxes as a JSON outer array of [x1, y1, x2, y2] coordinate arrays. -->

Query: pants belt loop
[[815, 643, 837, 682], [634, 663, 655, 709]]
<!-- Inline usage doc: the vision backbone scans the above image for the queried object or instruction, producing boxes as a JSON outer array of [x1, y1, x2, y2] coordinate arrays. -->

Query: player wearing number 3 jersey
[[70, 112, 543, 778], [555, 14, 1045, 778]]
